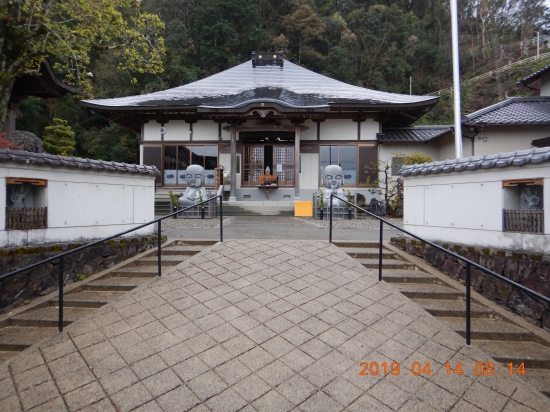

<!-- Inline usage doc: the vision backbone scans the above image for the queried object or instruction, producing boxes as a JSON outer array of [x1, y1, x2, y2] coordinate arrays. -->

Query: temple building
[[81, 52, 439, 202]]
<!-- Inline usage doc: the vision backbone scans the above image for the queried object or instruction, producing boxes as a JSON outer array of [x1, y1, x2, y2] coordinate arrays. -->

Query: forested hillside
[[11, 0, 550, 162]]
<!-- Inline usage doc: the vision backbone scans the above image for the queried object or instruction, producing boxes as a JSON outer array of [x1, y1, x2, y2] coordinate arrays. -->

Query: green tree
[[0, 0, 165, 129], [43, 118, 76, 156], [282, 4, 325, 66]]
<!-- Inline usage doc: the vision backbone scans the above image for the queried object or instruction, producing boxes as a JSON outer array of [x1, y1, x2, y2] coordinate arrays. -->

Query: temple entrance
[[242, 132, 295, 186]]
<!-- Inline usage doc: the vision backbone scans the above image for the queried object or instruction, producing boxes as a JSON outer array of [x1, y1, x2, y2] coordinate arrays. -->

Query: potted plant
[[168, 189, 178, 218], [318, 190, 325, 220]]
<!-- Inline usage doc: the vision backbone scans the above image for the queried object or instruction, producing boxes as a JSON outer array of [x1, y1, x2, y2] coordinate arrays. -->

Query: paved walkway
[[1, 240, 549, 411]]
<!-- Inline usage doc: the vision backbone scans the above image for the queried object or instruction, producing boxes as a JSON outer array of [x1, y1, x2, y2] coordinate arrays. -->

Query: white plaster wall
[[300, 153, 318, 190], [194, 121, 219, 141], [360, 119, 379, 141], [541, 71, 550, 96], [300, 119, 316, 141], [379, 142, 439, 163], [402, 163, 550, 253], [438, 134, 471, 160], [473, 125, 549, 156], [320, 119, 356, 141], [0, 164, 156, 247], [143, 122, 162, 141], [163, 120, 190, 141]]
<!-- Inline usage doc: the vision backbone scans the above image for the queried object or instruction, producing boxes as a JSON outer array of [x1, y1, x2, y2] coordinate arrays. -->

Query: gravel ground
[[297, 216, 404, 229], [160, 216, 234, 228]]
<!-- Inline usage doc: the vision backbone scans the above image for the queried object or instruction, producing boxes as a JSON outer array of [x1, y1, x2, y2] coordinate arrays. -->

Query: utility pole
[[537, 32, 540, 60], [450, 0, 463, 159]]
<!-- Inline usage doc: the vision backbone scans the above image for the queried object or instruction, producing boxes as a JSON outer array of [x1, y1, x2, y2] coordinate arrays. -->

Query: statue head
[[185, 164, 205, 188], [323, 165, 344, 189]]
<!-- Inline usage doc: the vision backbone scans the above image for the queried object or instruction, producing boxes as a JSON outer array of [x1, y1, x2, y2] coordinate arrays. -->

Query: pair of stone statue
[[177, 164, 208, 207]]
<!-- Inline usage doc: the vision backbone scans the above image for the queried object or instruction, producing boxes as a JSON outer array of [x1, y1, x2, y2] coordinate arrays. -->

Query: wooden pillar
[[229, 123, 237, 202], [294, 123, 301, 200]]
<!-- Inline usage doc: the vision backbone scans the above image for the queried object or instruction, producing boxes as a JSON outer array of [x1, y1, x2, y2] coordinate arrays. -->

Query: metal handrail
[[329, 194, 550, 345], [0, 196, 224, 332]]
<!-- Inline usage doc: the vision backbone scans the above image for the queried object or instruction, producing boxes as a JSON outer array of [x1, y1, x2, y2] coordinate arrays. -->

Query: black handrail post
[[157, 220, 162, 277], [58, 256, 64, 333], [378, 220, 383, 281], [219, 196, 223, 242], [466, 262, 471, 345], [329, 194, 333, 244]]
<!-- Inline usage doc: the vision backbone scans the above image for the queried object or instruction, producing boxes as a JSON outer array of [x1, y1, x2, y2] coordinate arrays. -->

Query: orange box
[[294, 201, 313, 217]]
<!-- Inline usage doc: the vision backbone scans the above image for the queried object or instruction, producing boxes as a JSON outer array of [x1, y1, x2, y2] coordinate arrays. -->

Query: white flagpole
[[450, 0, 463, 159]]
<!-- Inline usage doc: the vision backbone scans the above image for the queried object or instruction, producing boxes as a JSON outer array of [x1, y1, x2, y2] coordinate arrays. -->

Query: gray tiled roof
[[82, 60, 437, 110], [399, 147, 550, 176], [377, 126, 452, 142], [464, 97, 550, 125], [518, 64, 550, 87], [0, 149, 160, 176]]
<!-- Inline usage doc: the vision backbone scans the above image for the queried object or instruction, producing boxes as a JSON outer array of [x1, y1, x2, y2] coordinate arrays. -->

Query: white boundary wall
[[402, 163, 550, 253], [0, 163, 156, 247]]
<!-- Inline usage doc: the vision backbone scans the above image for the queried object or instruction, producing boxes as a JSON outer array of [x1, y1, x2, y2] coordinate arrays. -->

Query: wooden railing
[[503, 209, 544, 234], [6, 207, 47, 230]]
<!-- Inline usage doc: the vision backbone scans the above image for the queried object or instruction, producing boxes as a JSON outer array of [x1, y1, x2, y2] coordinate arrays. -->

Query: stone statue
[[265, 166, 270, 175], [177, 164, 208, 207], [10, 185, 30, 208], [521, 187, 541, 210], [320, 164, 345, 207]]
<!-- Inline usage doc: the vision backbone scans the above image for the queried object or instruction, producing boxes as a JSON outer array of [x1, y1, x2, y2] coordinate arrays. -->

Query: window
[[320, 145, 357, 185], [5, 178, 47, 230], [502, 179, 544, 233], [163, 145, 218, 185], [320, 144, 378, 186]]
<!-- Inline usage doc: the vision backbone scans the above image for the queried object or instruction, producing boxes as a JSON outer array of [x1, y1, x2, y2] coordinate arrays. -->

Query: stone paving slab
[[1, 240, 549, 412]]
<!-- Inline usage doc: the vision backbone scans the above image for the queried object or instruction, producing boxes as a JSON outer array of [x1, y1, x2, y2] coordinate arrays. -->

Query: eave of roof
[[518, 64, 550, 87], [464, 97, 550, 125], [0, 149, 159, 176], [81, 60, 438, 112], [377, 125, 453, 142], [11, 60, 77, 102], [399, 147, 550, 177]]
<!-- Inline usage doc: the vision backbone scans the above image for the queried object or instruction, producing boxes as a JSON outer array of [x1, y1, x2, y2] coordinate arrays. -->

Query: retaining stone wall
[[0, 236, 160, 313], [390, 237, 550, 331]]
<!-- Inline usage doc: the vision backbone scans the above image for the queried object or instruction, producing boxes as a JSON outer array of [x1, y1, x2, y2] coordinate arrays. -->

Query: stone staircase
[[335, 240, 550, 398], [0, 240, 216, 363]]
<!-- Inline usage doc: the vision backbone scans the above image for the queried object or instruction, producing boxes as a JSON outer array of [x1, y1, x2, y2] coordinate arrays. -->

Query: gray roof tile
[[0, 149, 160, 176], [399, 147, 550, 176], [82, 60, 437, 110], [465, 97, 550, 125], [518, 64, 550, 87], [377, 126, 452, 142]]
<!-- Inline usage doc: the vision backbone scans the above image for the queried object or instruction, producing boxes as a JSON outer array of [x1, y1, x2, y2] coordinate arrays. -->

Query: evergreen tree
[[43, 119, 76, 156]]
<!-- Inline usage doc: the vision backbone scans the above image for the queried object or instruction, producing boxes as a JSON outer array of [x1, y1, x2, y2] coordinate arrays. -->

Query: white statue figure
[[265, 166, 271, 175], [177, 164, 208, 207], [320, 164, 345, 207], [521, 187, 541, 210], [10, 185, 30, 208]]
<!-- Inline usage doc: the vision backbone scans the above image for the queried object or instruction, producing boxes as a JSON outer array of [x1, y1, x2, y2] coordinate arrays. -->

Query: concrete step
[[333, 241, 381, 248], [84, 277, 151, 291], [0, 326, 58, 351], [54, 291, 126, 308], [9, 307, 94, 327], [472, 340, 550, 369], [174, 240, 218, 246], [338, 247, 397, 259], [358, 259, 416, 270], [134, 255, 185, 266], [440, 317, 533, 341], [414, 299, 494, 318], [392, 283, 463, 299], [161, 245, 204, 255], [109, 266, 160, 277], [382, 269, 440, 284]]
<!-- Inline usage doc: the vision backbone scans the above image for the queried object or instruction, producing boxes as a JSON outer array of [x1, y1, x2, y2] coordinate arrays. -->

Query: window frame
[[162, 144, 219, 187]]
